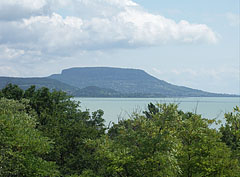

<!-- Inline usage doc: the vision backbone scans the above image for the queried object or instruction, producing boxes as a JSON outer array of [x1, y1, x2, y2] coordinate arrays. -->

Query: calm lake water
[[74, 97, 240, 126]]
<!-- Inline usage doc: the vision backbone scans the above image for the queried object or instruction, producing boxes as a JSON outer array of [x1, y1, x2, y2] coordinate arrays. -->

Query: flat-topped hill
[[49, 67, 232, 97], [1, 67, 237, 97]]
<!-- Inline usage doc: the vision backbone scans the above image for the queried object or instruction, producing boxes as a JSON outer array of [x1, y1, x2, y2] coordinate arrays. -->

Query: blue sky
[[0, 0, 239, 94]]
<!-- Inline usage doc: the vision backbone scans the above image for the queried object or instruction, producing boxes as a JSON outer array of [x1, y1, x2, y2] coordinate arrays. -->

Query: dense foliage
[[0, 98, 59, 176], [0, 84, 239, 176]]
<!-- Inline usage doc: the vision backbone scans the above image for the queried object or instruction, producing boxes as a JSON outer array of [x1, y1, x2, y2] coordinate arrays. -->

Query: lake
[[74, 97, 240, 126]]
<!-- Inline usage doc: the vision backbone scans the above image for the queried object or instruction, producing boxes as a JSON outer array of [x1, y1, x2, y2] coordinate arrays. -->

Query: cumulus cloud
[[0, 0, 218, 56], [0, 45, 25, 59], [0, 0, 48, 21]]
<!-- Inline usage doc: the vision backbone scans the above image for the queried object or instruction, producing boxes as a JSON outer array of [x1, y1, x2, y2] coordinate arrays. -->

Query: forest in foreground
[[0, 84, 240, 177]]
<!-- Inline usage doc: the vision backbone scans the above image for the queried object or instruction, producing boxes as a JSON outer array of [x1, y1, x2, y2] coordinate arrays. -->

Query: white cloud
[[0, 45, 25, 60], [1, 0, 47, 9], [0, 0, 48, 21], [0, 0, 221, 79], [0, 0, 218, 54], [118, 9, 217, 44]]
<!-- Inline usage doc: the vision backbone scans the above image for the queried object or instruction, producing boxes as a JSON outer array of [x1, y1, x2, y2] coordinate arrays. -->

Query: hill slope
[[75, 86, 122, 97], [49, 67, 229, 97], [0, 77, 79, 95]]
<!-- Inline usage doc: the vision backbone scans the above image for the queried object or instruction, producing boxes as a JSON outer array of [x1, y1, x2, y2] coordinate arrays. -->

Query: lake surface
[[74, 97, 240, 126]]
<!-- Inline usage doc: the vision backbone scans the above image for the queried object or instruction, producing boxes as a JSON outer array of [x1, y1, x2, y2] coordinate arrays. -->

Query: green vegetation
[[0, 98, 59, 176], [0, 84, 239, 176], [0, 77, 79, 95]]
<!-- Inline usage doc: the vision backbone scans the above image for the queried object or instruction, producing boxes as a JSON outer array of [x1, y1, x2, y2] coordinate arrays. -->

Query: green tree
[[0, 90, 3, 98], [1, 84, 24, 100], [177, 111, 239, 177], [0, 85, 106, 176], [23, 85, 36, 99], [84, 104, 183, 177], [220, 106, 240, 162], [0, 98, 59, 176], [23, 87, 106, 175], [1, 84, 239, 176], [93, 103, 240, 177]]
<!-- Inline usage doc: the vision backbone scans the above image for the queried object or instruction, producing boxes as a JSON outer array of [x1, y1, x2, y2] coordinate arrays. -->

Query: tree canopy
[[0, 84, 239, 176], [0, 98, 59, 176]]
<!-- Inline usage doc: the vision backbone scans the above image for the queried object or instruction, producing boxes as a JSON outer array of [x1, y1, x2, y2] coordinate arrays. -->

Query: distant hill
[[75, 86, 122, 97], [0, 76, 125, 97], [0, 77, 79, 95], [1, 67, 237, 97], [49, 67, 234, 97]]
